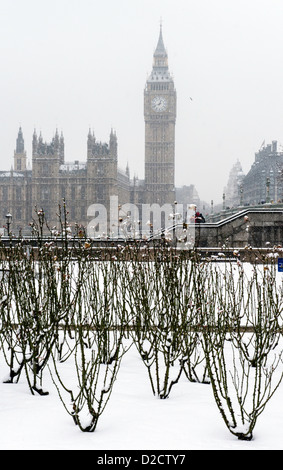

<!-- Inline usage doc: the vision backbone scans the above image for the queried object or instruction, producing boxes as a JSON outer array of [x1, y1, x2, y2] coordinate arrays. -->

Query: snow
[[1, 258, 283, 452], [0, 342, 283, 451], [59, 162, 86, 172]]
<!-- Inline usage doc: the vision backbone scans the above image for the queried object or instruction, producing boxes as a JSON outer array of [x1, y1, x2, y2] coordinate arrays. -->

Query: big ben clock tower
[[144, 25, 176, 206]]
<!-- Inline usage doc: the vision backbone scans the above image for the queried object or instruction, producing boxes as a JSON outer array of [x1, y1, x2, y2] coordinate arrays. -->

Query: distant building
[[243, 141, 283, 205], [0, 28, 198, 236], [144, 25, 176, 206], [0, 127, 130, 235], [223, 141, 283, 210], [224, 160, 245, 208], [175, 185, 200, 212]]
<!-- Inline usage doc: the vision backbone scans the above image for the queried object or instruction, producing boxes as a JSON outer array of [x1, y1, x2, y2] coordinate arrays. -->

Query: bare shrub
[[201, 261, 283, 441]]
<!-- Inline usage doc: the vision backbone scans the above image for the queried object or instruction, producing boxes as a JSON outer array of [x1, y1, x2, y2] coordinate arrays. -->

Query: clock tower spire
[[144, 26, 176, 206], [153, 23, 168, 68]]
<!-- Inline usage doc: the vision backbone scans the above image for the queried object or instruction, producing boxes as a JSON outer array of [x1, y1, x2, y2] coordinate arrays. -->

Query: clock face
[[151, 96, 168, 112]]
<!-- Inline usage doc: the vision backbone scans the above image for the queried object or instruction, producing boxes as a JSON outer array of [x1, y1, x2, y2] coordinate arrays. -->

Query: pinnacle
[[154, 25, 167, 58]]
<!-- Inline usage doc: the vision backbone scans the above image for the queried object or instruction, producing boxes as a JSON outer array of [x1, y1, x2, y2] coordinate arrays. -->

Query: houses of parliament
[[0, 27, 200, 236]]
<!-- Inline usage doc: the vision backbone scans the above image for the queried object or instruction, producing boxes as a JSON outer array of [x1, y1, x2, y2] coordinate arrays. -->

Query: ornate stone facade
[[0, 28, 199, 236], [224, 160, 245, 208], [224, 141, 283, 210], [242, 141, 283, 205], [144, 25, 176, 206], [0, 127, 128, 235]]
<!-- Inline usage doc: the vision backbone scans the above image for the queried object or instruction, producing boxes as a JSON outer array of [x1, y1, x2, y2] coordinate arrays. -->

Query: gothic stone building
[[144, 25, 176, 206], [0, 28, 197, 236], [223, 140, 283, 210], [0, 127, 132, 235], [224, 160, 245, 208], [242, 141, 283, 205]]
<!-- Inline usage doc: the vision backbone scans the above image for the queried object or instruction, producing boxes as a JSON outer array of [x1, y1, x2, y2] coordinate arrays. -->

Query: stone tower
[[31, 129, 64, 225], [144, 25, 176, 206], [86, 129, 118, 233], [0, 128, 32, 232], [14, 127, 27, 171]]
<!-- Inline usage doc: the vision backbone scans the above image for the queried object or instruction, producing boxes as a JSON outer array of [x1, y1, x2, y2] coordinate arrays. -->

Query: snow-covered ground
[[0, 340, 283, 451], [1, 256, 283, 451]]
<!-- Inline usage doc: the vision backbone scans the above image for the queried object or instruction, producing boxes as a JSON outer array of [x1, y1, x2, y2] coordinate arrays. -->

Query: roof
[[154, 25, 167, 58]]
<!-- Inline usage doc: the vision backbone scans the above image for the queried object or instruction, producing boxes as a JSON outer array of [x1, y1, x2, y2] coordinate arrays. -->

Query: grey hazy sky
[[1, 0, 283, 204]]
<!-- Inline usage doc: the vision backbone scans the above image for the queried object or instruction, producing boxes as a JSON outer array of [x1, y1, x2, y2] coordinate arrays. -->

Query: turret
[[32, 129, 64, 160], [153, 24, 168, 69], [14, 127, 27, 171], [109, 129, 117, 158], [59, 131, 65, 164]]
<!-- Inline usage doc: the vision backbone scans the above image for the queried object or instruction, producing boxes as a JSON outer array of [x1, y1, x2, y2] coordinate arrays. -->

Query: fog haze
[[1, 0, 283, 204]]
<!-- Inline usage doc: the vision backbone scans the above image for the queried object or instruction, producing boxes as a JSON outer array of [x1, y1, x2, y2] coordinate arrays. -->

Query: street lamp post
[[37, 208, 45, 239], [6, 213, 12, 237], [222, 192, 226, 211]]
